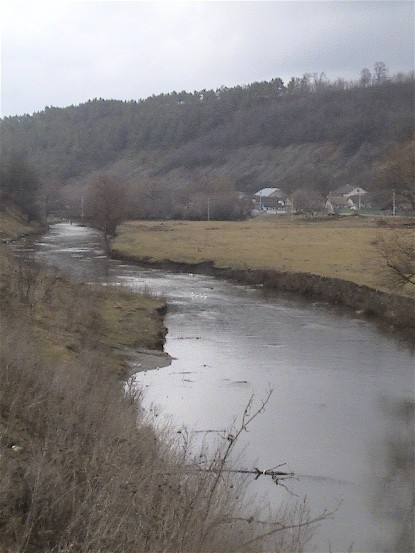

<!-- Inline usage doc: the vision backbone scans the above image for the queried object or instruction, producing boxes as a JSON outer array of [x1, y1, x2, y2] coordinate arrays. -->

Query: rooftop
[[255, 187, 284, 197]]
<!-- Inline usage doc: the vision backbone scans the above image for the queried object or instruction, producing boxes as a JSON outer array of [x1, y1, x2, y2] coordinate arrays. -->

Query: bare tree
[[373, 61, 388, 85], [84, 174, 131, 252], [378, 231, 415, 288], [359, 67, 372, 87], [312, 72, 329, 92], [37, 178, 64, 218], [0, 156, 41, 221], [292, 188, 325, 213]]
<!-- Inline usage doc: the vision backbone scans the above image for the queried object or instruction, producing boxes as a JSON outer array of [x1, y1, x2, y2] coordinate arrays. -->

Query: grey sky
[[1, 0, 414, 117]]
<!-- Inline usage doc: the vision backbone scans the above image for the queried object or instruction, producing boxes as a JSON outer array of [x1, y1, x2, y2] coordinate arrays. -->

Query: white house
[[328, 185, 368, 210], [254, 188, 288, 210]]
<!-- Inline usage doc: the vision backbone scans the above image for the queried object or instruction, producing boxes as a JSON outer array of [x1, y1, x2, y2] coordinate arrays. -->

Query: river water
[[15, 223, 414, 552]]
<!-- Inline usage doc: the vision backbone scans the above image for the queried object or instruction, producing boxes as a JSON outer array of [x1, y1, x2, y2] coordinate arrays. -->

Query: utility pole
[[81, 196, 84, 221], [207, 196, 210, 221], [392, 189, 396, 216]]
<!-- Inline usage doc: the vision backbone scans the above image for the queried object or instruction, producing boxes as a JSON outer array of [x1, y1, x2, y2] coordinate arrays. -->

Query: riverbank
[[0, 205, 46, 241], [0, 246, 170, 374], [0, 209, 170, 373], [112, 216, 415, 338]]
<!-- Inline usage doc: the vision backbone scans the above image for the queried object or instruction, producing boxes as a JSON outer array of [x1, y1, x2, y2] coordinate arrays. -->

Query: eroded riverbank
[[112, 249, 415, 340]]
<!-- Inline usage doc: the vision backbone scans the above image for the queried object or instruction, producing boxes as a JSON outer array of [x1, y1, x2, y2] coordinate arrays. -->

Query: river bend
[[15, 223, 414, 552]]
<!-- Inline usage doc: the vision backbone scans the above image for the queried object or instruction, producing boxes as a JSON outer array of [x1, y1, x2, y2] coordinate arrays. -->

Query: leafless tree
[[378, 231, 415, 288], [292, 188, 325, 213], [84, 174, 132, 251], [359, 67, 372, 87], [37, 178, 64, 217], [373, 61, 388, 85]]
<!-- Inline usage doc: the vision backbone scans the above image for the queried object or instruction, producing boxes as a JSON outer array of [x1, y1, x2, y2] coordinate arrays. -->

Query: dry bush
[[0, 248, 63, 321], [378, 230, 415, 289]]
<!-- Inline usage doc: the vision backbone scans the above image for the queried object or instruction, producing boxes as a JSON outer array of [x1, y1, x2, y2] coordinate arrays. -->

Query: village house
[[253, 187, 289, 212], [328, 184, 368, 210]]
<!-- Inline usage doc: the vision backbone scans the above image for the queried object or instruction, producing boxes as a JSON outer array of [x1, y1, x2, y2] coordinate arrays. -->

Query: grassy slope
[[114, 215, 415, 299], [0, 206, 44, 240], [24, 277, 167, 374]]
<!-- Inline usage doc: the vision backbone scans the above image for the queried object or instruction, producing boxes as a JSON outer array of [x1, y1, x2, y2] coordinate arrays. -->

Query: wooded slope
[[1, 75, 413, 217]]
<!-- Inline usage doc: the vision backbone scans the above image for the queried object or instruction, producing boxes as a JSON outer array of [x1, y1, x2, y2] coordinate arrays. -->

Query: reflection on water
[[14, 223, 415, 552], [369, 398, 414, 553]]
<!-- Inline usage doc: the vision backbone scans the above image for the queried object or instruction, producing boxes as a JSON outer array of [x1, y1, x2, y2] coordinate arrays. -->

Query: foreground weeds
[[0, 249, 324, 552]]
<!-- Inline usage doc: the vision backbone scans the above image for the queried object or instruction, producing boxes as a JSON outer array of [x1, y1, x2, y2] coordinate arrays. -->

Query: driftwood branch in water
[[198, 463, 294, 483], [160, 462, 295, 493], [177, 392, 296, 492]]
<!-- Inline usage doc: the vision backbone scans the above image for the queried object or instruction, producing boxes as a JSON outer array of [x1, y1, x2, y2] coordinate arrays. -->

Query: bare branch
[[231, 503, 338, 553], [378, 231, 415, 287], [189, 464, 295, 483], [198, 391, 273, 544]]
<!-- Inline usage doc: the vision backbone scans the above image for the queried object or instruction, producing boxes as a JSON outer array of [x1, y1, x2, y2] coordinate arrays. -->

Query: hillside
[[0, 73, 414, 218]]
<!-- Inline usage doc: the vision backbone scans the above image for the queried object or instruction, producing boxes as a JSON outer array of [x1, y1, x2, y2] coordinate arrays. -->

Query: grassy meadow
[[114, 215, 415, 298]]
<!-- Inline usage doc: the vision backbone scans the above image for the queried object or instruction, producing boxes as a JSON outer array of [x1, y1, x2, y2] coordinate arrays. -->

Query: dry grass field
[[114, 215, 415, 298], [0, 243, 167, 371]]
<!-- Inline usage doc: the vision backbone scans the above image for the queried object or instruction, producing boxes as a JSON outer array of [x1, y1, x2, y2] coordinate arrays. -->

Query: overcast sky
[[1, 0, 414, 117]]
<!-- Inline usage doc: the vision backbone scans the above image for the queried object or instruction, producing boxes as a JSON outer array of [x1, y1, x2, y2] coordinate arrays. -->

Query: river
[[15, 223, 414, 552]]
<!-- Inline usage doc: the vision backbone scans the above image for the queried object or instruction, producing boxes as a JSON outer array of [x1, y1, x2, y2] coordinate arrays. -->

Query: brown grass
[[114, 215, 415, 298], [0, 243, 167, 373], [0, 206, 44, 241]]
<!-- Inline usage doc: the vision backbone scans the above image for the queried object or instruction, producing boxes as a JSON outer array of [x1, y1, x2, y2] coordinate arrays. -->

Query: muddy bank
[[117, 347, 173, 375], [112, 250, 415, 341]]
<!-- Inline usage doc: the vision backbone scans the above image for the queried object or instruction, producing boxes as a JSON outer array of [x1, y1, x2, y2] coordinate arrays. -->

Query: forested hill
[[0, 73, 414, 211]]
